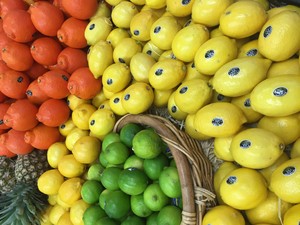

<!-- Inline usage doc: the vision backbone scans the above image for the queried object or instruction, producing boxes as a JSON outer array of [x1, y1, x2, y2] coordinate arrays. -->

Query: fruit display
[[0, 0, 300, 224]]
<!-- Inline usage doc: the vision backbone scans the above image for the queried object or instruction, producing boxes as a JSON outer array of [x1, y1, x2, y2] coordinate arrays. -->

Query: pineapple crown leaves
[[0, 182, 48, 225]]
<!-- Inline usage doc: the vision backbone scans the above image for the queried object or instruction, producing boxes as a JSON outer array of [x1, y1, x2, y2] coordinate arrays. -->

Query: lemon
[[102, 63, 131, 93], [57, 212, 73, 225], [213, 161, 239, 204], [214, 135, 234, 162], [67, 94, 91, 111], [166, 0, 195, 17], [211, 57, 271, 97], [267, 58, 300, 78], [145, 0, 166, 9], [131, 0, 146, 5], [283, 203, 300, 225], [84, 16, 113, 46], [237, 39, 264, 58], [183, 62, 211, 82], [49, 204, 68, 225], [194, 102, 247, 138], [171, 23, 210, 62], [92, 90, 107, 108], [219, 1, 267, 38], [192, 0, 234, 27], [130, 52, 156, 83], [106, 28, 130, 49], [148, 58, 186, 90], [47, 142, 70, 168], [245, 190, 293, 225], [250, 74, 300, 117], [291, 138, 300, 158], [142, 40, 164, 61], [184, 113, 212, 140], [210, 91, 232, 103], [231, 93, 263, 123], [153, 88, 174, 108], [141, 5, 166, 17], [105, 0, 124, 6], [65, 127, 89, 151], [130, 10, 158, 41], [111, 1, 139, 29], [90, 1, 111, 19], [58, 177, 83, 206], [238, 0, 270, 10], [72, 136, 101, 164], [113, 37, 142, 65], [158, 49, 176, 61], [220, 167, 268, 210], [257, 113, 300, 145], [59, 119, 76, 137], [102, 87, 115, 100], [58, 154, 86, 178], [210, 27, 224, 38], [38, 169, 64, 195], [98, 100, 111, 111], [56, 194, 73, 209], [167, 91, 188, 121], [194, 36, 238, 76], [150, 15, 181, 50], [173, 78, 213, 114], [48, 195, 57, 206], [72, 103, 97, 130], [70, 199, 90, 225], [258, 10, 300, 61], [89, 108, 116, 137], [109, 90, 128, 116], [267, 4, 300, 19], [270, 157, 300, 203], [121, 82, 154, 114], [88, 40, 113, 79], [202, 205, 245, 225]]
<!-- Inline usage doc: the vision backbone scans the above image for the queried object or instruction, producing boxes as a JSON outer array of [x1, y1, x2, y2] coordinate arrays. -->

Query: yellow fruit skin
[[283, 203, 300, 225], [267, 58, 300, 78]]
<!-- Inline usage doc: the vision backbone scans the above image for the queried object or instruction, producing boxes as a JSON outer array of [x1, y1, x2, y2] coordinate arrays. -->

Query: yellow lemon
[[109, 90, 128, 116], [173, 78, 213, 114], [48, 194, 57, 206], [145, 0, 166, 9], [192, 0, 234, 27], [49, 204, 68, 225], [57, 212, 73, 225], [166, 0, 195, 17], [219, 167, 268, 210], [72, 136, 101, 164], [130, 10, 158, 41], [245, 190, 293, 225], [184, 113, 212, 140], [237, 39, 264, 58], [113, 37, 142, 65], [37, 169, 64, 195], [270, 157, 300, 203], [58, 177, 84, 206], [283, 203, 300, 225], [291, 138, 300, 158], [98, 99, 111, 111], [214, 135, 235, 162], [105, 0, 124, 6], [219, 0, 268, 38], [194, 36, 238, 76], [267, 58, 300, 78], [142, 40, 164, 61], [84, 16, 113, 46], [210, 27, 224, 38], [257, 113, 300, 145], [121, 82, 154, 114], [70, 199, 90, 225], [172, 23, 210, 62], [56, 194, 72, 209], [258, 10, 300, 61], [65, 127, 89, 151], [89, 108, 116, 137], [88, 40, 113, 79], [202, 205, 245, 225], [91, 90, 107, 108], [267, 4, 300, 19], [250, 74, 300, 117], [106, 28, 130, 49], [67, 94, 91, 111], [102, 63, 131, 93], [130, 52, 156, 83], [230, 127, 285, 169], [210, 91, 232, 103], [153, 88, 174, 108], [47, 142, 70, 168], [102, 87, 115, 100], [193, 102, 247, 138], [148, 58, 186, 90], [111, 1, 139, 29], [72, 103, 97, 130], [183, 62, 211, 82], [158, 49, 176, 61], [58, 154, 86, 178], [211, 57, 272, 97], [231, 93, 263, 123], [167, 91, 188, 121], [90, 1, 111, 19], [141, 6, 167, 18], [150, 15, 181, 50], [59, 119, 76, 137]]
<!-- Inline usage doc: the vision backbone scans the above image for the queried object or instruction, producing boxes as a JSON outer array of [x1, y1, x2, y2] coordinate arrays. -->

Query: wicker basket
[[113, 114, 217, 225]]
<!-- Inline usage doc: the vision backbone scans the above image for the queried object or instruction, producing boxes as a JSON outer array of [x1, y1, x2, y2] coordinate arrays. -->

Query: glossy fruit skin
[[61, 0, 98, 20], [0, 139, 17, 158], [0, 0, 27, 18], [2, 9, 37, 43], [26, 79, 51, 105], [29, 1, 65, 37], [0, 32, 12, 52], [25, 61, 49, 80]]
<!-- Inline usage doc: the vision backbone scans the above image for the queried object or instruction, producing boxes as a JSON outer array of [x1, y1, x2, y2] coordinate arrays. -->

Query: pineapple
[[0, 150, 50, 225]]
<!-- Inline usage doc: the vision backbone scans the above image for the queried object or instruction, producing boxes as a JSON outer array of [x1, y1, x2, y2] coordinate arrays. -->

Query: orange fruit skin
[[25, 61, 49, 81], [0, 102, 10, 130], [26, 79, 51, 105], [0, 59, 11, 74], [0, 32, 12, 53], [61, 0, 98, 20], [0, 137, 17, 157], [0, 0, 27, 18]]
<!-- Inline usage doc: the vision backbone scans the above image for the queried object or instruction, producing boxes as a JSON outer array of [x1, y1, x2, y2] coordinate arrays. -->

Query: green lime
[[99, 151, 109, 168], [159, 167, 182, 198], [99, 189, 112, 210], [143, 183, 170, 212], [120, 123, 144, 148], [132, 129, 164, 159], [144, 153, 170, 180], [104, 190, 131, 219], [87, 163, 105, 182], [118, 167, 149, 195], [100, 167, 122, 190], [157, 205, 182, 225], [95, 216, 118, 225], [124, 155, 144, 170], [102, 132, 121, 151], [146, 212, 159, 225], [169, 159, 177, 168], [81, 180, 104, 204], [121, 214, 146, 225], [83, 205, 106, 225], [130, 194, 153, 218], [103, 142, 130, 165]]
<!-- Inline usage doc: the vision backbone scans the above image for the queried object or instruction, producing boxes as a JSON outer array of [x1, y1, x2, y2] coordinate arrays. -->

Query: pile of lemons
[[37, 0, 300, 224]]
